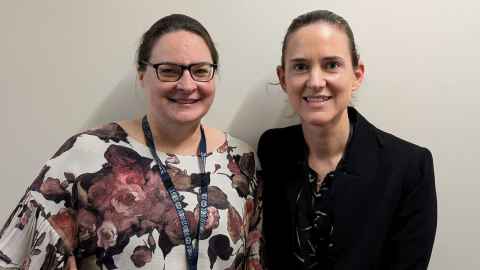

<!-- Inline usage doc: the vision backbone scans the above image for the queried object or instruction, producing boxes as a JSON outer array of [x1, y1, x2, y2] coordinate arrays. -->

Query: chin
[[299, 111, 342, 128], [300, 103, 350, 125], [170, 111, 208, 125]]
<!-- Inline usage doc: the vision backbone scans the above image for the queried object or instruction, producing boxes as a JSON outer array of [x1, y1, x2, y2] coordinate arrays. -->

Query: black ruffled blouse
[[293, 120, 354, 269]]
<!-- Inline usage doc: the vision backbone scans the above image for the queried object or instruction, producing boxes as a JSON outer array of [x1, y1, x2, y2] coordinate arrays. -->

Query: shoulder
[[257, 125, 303, 158], [46, 122, 144, 177], [375, 127, 432, 163], [257, 125, 304, 173], [377, 129, 434, 187], [258, 125, 302, 149], [357, 116, 434, 193], [353, 108, 432, 164], [51, 122, 131, 159]]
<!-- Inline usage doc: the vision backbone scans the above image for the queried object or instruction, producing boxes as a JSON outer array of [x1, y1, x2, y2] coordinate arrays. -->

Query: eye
[[193, 67, 209, 75], [324, 61, 340, 70], [291, 62, 309, 73], [191, 64, 212, 78], [157, 64, 181, 77]]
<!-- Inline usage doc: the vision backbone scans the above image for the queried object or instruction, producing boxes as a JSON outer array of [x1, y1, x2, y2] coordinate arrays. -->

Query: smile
[[302, 95, 332, 103], [167, 98, 200, 104]]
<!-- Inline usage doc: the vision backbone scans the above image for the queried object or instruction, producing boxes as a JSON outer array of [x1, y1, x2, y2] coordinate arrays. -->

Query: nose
[[306, 66, 327, 90], [176, 70, 197, 92]]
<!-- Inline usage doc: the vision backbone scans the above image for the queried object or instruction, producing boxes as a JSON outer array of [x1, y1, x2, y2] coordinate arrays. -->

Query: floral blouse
[[0, 123, 263, 270]]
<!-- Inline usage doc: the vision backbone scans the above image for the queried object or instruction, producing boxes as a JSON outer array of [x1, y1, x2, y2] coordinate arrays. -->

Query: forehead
[[285, 22, 351, 60], [149, 30, 212, 63]]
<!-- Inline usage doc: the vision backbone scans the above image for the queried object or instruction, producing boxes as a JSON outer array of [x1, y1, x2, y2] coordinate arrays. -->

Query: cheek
[[286, 91, 302, 108], [285, 77, 305, 95], [201, 82, 216, 97]]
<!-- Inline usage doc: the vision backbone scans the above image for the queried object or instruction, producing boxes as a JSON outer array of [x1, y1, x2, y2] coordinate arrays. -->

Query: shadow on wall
[[228, 78, 299, 149], [81, 73, 146, 129], [80, 74, 299, 149]]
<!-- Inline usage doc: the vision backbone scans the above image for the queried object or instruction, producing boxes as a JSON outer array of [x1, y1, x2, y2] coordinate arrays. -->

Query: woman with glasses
[[0, 14, 262, 270], [258, 10, 437, 269]]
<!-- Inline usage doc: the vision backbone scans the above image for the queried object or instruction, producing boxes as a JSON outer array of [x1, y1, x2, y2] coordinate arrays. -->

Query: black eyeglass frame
[[141, 61, 218, 82]]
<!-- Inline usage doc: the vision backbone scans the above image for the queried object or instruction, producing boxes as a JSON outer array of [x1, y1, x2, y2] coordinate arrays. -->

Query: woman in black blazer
[[257, 10, 437, 270]]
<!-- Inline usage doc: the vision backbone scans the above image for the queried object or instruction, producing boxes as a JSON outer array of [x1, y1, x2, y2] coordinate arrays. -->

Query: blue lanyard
[[142, 116, 209, 270]]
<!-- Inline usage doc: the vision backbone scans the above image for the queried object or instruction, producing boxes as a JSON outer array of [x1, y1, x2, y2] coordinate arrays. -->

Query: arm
[[255, 130, 280, 270], [381, 148, 437, 269], [0, 138, 81, 269], [244, 170, 263, 270], [0, 185, 77, 270]]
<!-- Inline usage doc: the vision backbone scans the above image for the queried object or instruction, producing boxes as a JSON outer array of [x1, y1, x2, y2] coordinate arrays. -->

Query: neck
[[302, 110, 350, 162], [146, 113, 202, 155]]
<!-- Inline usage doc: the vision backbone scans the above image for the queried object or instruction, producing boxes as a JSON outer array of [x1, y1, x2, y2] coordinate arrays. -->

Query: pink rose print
[[239, 153, 256, 179], [193, 205, 220, 240], [232, 174, 249, 197], [96, 221, 118, 249], [19, 211, 30, 227], [111, 184, 146, 216], [145, 169, 170, 199], [168, 166, 192, 190], [103, 209, 139, 233], [227, 158, 242, 175], [87, 174, 117, 212], [227, 206, 243, 244], [104, 145, 151, 186], [164, 209, 196, 245], [112, 162, 146, 186], [248, 259, 262, 270], [48, 209, 78, 251], [77, 209, 97, 241], [20, 256, 31, 270], [39, 177, 69, 202], [15, 205, 32, 230], [246, 230, 262, 248], [194, 206, 220, 231]]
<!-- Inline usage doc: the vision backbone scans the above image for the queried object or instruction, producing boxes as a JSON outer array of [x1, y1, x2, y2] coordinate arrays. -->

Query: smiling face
[[139, 30, 215, 127], [278, 22, 364, 128]]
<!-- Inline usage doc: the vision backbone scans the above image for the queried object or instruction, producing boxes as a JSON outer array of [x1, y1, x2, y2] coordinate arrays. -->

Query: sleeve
[[256, 130, 279, 270], [0, 139, 81, 270], [381, 148, 437, 270], [241, 146, 264, 270]]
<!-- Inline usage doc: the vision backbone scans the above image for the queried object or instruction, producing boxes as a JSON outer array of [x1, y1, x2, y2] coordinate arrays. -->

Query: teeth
[[303, 96, 331, 102]]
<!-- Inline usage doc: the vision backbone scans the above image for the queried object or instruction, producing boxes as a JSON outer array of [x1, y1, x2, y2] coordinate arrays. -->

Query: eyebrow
[[148, 61, 213, 66], [288, 56, 345, 63], [288, 57, 308, 63], [322, 56, 345, 63]]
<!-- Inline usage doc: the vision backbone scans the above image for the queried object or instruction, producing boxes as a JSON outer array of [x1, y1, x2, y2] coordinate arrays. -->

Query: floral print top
[[0, 123, 263, 270]]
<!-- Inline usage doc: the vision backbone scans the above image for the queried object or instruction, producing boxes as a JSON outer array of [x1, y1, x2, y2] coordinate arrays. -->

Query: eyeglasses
[[141, 61, 217, 82]]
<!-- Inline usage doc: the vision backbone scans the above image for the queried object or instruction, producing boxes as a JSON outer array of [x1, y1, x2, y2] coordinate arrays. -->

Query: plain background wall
[[1, 0, 479, 268]]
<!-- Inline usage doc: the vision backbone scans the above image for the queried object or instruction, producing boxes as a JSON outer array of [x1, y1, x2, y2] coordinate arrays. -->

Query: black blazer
[[258, 108, 437, 270]]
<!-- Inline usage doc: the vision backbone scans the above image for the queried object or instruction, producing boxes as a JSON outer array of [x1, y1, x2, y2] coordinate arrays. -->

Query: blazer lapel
[[330, 108, 383, 251]]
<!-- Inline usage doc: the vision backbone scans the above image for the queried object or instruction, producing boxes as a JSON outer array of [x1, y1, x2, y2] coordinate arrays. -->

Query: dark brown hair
[[281, 10, 359, 68], [136, 14, 218, 72]]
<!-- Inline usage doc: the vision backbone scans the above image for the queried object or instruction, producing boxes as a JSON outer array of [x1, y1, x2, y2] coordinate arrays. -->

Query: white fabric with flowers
[[0, 123, 262, 270]]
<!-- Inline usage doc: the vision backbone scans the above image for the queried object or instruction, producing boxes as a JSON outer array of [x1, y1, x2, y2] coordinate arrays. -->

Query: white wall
[[1, 0, 479, 268]]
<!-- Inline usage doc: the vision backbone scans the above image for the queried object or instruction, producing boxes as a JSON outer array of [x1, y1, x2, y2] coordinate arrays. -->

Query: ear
[[276, 65, 287, 92], [138, 71, 146, 88], [351, 60, 365, 92]]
